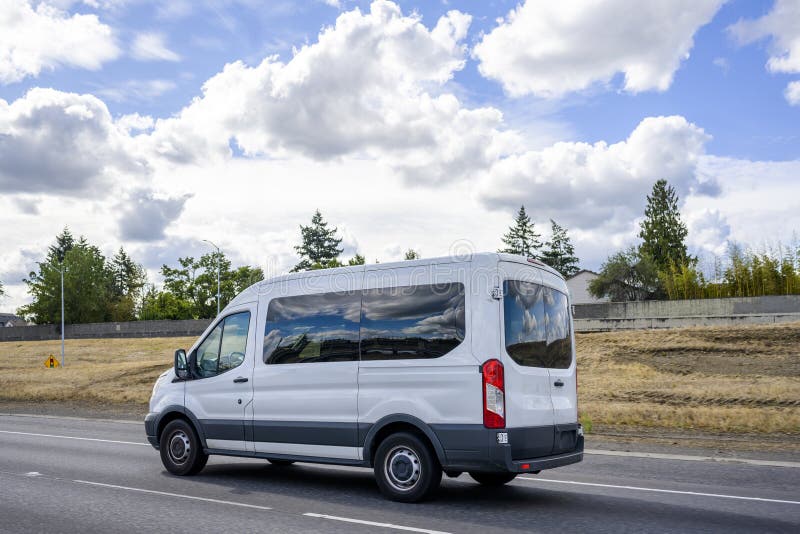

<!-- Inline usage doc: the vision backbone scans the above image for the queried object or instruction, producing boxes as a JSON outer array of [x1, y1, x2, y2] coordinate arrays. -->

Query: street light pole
[[60, 263, 65, 367], [202, 240, 221, 317]]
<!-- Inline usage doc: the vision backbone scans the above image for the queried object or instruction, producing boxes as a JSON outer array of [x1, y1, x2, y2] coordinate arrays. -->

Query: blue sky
[[1, 0, 799, 311], [1, 1, 794, 158]]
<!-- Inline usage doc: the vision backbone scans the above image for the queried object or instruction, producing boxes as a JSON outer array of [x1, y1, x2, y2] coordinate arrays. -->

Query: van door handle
[[553, 380, 564, 387], [233, 377, 248, 383]]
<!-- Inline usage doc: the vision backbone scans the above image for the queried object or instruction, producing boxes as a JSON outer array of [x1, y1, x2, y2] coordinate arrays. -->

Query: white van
[[145, 252, 582, 502]]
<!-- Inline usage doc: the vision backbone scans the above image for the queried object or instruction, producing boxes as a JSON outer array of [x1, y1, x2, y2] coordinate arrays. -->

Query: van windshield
[[503, 280, 572, 369]]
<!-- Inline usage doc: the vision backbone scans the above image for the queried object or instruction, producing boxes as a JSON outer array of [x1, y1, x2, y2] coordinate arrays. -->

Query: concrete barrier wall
[[0, 319, 212, 342], [573, 295, 800, 319], [575, 313, 800, 332], [573, 295, 800, 332]]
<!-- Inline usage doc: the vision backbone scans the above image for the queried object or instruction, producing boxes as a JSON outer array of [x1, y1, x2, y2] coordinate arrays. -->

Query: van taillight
[[482, 359, 505, 429]]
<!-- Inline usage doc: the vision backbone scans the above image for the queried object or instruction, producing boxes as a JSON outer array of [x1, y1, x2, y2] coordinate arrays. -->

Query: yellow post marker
[[44, 354, 60, 368]]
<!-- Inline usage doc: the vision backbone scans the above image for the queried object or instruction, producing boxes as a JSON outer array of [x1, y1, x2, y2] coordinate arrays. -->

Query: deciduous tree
[[589, 247, 661, 301]]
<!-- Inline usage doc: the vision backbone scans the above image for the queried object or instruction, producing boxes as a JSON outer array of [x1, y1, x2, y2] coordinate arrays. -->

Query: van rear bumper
[[433, 423, 584, 474]]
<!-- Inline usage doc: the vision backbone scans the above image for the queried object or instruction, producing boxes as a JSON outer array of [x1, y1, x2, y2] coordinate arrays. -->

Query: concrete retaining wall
[[0, 319, 212, 342], [573, 295, 800, 332], [573, 295, 800, 319]]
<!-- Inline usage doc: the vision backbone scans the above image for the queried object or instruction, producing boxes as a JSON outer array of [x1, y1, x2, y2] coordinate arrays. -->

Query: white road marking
[[519, 477, 800, 505], [0, 430, 146, 446], [73, 480, 273, 511], [303, 513, 451, 534], [24, 472, 41, 477], [585, 449, 800, 469]]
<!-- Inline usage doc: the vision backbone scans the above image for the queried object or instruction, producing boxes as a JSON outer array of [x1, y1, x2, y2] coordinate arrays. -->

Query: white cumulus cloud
[[729, 0, 800, 74], [131, 32, 181, 62], [477, 116, 712, 232], [473, 0, 724, 98], [729, 0, 800, 105], [785, 80, 800, 105], [0, 0, 120, 84], [0, 88, 148, 194], [146, 1, 515, 184]]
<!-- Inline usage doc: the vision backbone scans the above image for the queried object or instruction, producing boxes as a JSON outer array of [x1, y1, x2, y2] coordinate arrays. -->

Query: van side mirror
[[174, 349, 189, 379]]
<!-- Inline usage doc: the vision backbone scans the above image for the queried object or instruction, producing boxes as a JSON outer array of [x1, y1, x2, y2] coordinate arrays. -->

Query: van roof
[[228, 252, 565, 307], [258, 252, 563, 286]]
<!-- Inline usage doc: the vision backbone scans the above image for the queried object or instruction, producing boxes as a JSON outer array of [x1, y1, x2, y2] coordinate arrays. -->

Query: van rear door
[[498, 261, 556, 459], [537, 269, 578, 428]]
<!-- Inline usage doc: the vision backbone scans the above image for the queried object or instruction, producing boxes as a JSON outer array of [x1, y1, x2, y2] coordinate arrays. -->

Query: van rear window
[[503, 280, 572, 369]]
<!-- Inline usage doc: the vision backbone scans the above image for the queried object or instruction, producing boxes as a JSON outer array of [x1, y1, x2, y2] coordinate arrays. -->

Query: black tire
[[468, 472, 517, 486], [159, 419, 208, 476], [266, 459, 296, 466], [374, 432, 441, 503]]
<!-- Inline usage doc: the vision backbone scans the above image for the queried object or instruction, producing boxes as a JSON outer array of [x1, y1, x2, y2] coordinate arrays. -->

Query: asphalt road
[[0, 414, 798, 533]]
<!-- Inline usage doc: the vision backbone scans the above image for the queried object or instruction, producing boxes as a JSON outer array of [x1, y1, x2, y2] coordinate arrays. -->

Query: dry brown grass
[[577, 321, 800, 434], [1, 322, 798, 435], [0, 337, 194, 407]]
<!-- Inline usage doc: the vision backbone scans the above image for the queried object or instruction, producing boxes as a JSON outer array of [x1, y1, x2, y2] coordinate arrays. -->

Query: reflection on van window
[[219, 312, 250, 372], [264, 291, 360, 364], [504, 280, 572, 369], [195, 311, 251, 378], [360, 283, 465, 361]]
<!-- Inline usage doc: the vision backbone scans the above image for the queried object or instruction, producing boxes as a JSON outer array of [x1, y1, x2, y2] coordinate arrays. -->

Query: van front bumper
[[144, 412, 159, 449]]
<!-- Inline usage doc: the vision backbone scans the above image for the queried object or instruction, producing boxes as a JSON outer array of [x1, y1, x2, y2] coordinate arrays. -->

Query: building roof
[[0, 313, 25, 325], [566, 269, 599, 280]]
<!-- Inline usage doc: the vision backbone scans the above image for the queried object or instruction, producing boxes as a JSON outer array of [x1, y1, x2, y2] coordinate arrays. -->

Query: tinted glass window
[[195, 311, 251, 377], [504, 280, 572, 369], [196, 323, 222, 377], [219, 312, 251, 371], [360, 283, 465, 361], [264, 291, 360, 364]]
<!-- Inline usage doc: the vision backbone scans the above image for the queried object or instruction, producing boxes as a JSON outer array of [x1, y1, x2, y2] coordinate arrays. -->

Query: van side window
[[263, 291, 360, 364], [360, 283, 465, 361], [195, 311, 251, 378], [503, 280, 572, 369]]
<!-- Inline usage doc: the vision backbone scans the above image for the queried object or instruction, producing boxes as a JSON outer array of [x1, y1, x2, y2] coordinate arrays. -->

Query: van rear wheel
[[159, 419, 208, 476], [374, 432, 441, 503], [469, 472, 517, 486]]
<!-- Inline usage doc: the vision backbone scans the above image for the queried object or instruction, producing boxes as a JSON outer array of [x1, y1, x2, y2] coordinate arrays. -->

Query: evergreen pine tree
[[498, 206, 542, 257], [541, 219, 580, 277], [292, 210, 344, 271], [639, 179, 692, 272], [48, 227, 75, 263], [110, 247, 146, 298]]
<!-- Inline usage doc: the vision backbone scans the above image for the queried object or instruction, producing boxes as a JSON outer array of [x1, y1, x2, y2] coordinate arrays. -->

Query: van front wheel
[[374, 432, 441, 502], [469, 472, 517, 486], [159, 419, 208, 476]]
